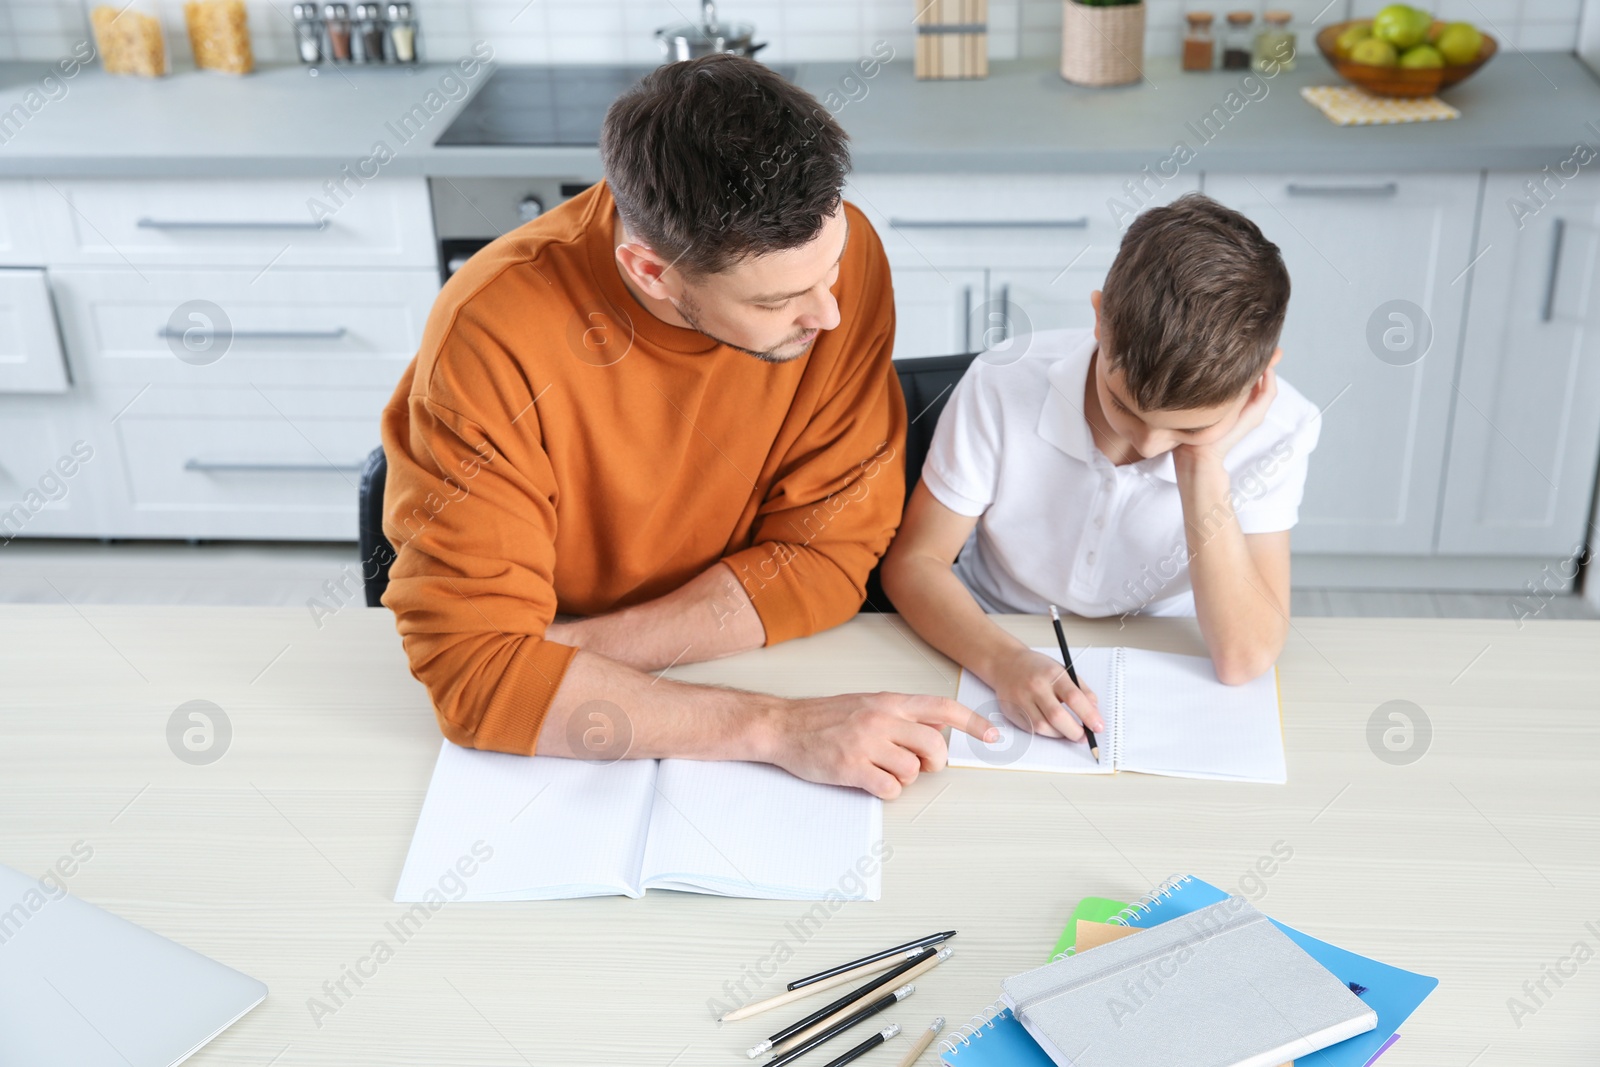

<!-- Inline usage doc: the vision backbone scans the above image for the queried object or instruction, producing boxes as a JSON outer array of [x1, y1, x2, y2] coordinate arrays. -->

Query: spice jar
[[1182, 12, 1215, 72], [354, 3, 386, 63], [386, 2, 418, 63], [184, 0, 253, 74], [1254, 10, 1296, 73], [292, 3, 323, 63], [322, 2, 353, 62], [88, 0, 168, 77], [1222, 11, 1253, 70]]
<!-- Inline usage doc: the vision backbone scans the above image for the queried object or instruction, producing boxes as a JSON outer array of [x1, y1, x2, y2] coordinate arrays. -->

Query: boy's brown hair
[[1100, 193, 1290, 411]]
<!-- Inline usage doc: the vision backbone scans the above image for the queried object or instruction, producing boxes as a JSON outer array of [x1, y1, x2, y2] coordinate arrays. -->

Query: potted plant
[[1061, 0, 1146, 86]]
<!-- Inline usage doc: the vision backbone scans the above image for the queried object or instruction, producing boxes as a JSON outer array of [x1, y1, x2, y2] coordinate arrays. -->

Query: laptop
[[0, 862, 267, 1067]]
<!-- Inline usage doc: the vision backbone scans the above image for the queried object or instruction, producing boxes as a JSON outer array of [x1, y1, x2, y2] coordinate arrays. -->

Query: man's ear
[[615, 240, 676, 301]]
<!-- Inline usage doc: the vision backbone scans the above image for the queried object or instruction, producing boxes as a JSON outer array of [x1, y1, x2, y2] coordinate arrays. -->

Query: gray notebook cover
[[1001, 897, 1376, 1067]]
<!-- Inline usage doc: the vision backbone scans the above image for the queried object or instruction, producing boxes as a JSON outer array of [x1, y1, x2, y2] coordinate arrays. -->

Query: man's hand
[[984, 644, 1103, 741], [757, 693, 999, 800]]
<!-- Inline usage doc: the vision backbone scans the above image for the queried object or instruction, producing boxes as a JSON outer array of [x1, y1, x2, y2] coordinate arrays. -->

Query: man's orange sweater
[[380, 182, 906, 755]]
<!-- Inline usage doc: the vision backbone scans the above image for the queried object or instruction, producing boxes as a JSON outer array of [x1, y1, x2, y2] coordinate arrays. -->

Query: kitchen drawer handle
[[157, 326, 347, 341], [889, 217, 1090, 230], [184, 459, 365, 473], [1284, 182, 1398, 198], [137, 217, 330, 231], [1541, 218, 1566, 323]]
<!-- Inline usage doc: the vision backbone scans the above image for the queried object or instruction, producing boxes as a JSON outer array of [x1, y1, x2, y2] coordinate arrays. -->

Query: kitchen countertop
[[0, 51, 1596, 179]]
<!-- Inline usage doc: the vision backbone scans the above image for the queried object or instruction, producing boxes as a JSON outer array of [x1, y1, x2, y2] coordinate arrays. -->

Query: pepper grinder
[[385, 2, 418, 63], [353, 2, 386, 62]]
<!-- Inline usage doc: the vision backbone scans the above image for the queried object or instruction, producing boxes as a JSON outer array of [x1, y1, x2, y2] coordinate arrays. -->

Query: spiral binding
[[1108, 873, 1194, 926], [1108, 645, 1126, 767], [1048, 944, 1078, 963], [937, 997, 1010, 1056]]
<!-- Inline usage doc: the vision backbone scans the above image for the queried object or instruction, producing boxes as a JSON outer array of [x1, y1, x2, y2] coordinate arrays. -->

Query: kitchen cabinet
[[1204, 173, 1480, 555], [1438, 172, 1600, 557], [889, 268, 984, 358], [0, 268, 70, 393]]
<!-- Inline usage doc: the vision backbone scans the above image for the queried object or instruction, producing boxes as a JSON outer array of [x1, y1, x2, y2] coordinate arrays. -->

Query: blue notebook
[[941, 876, 1436, 1067]]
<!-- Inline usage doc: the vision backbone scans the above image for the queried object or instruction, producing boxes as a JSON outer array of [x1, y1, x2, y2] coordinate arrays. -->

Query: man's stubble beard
[[673, 289, 815, 365]]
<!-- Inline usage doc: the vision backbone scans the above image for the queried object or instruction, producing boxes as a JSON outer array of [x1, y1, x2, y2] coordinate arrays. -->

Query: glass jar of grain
[[87, 0, 168, 77], [184, 0, 253, 74]]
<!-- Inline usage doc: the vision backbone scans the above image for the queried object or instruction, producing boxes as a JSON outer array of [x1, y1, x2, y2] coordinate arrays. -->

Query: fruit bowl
[[1316, 19, 1496, 97]]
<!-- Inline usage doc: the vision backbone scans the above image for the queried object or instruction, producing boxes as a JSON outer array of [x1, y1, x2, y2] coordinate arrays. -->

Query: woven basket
[[1060, 0, 1146, 87]]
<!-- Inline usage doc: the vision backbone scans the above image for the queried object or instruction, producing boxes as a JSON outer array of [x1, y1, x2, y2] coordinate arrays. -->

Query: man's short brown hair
[[599, 54, 851, 277], [1100, 193, 1290, 411]]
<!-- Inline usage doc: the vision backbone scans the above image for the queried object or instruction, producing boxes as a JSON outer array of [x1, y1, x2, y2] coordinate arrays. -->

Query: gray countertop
[[0, 51, 1596, 179]]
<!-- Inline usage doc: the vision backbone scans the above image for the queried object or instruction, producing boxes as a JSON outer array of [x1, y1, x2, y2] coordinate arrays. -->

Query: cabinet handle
[[184, 459, 365, 473], [137, 217, 330, 231], [157, 326, 347, 341], [998, 283, 1011, 342], [1284, 182, 1398, 198], [961, 285, 973, 352], [889, 217, 1090, 230], [1541, 218, 1566, 323]]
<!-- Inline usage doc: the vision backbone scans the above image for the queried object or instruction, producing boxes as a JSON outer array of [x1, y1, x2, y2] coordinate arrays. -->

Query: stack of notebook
[[940, 876, 1438, 1067]]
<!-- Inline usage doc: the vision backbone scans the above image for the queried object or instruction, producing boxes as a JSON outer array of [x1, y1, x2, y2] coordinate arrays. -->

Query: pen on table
[[721, 944, 933, 1023], [763, 948, 951, 1057], [787, 930, 956, 990], [765, 983, 915, 1067], [820, 1024, 900, 1067], [1049, 604, 1100, 763], [896, 1016, 944, 1067], [746, 947, 933, 1057]]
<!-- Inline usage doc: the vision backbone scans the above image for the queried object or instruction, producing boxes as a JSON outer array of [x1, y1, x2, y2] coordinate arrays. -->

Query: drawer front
[[0, 268, 69, 393], [110, 385, 388, 540], [0, 408, 103, 538], [51, 268, 438, 388], [846, 173, 1200, 271], [36, 177, 436, 268], [0, 181, 44, 266]]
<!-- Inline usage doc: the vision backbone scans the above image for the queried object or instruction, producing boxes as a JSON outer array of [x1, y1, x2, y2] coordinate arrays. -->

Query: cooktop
[[436, 64, 796, 147]]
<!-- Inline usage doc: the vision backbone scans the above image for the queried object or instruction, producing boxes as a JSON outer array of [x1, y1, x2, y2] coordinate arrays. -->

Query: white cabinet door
[[984, 266, 1103, 351], [0, 180, 43, 266], [1438, 173, 1600, 556], [1205, 173, 1479, 555], [890, 268, 985, 359], [0, 268, 69, 393]]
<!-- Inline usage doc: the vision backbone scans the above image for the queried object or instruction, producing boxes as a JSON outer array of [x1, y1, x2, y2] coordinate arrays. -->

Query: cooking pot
[[656, 0, 766, 62]]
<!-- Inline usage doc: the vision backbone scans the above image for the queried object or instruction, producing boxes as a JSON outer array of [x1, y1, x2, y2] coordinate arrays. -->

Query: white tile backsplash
[[0, 0, 1583, 65]]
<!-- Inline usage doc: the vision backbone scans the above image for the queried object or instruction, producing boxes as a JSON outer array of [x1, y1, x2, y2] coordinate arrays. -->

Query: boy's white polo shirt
[[920, 328, 1321, 618]]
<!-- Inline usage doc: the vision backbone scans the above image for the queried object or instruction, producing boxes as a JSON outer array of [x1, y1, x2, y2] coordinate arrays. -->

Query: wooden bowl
[[1315, 19, 1496, 97]]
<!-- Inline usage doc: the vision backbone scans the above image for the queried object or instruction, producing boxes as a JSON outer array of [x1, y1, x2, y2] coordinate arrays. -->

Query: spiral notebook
[[949, 647, 1287, 783]]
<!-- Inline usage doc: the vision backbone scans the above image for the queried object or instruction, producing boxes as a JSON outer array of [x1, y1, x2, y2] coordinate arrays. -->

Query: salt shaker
[[292, 3, 322, 63], [385, 2, 418, 63]]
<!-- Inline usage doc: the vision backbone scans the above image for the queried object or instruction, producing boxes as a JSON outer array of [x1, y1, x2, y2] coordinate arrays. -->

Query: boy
[[881, 193, 1319, 743]]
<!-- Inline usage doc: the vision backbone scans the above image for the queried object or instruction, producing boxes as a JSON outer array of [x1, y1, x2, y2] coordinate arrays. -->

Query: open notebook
[[949, 647, 1286, 783], [395, 741, 883, 902]]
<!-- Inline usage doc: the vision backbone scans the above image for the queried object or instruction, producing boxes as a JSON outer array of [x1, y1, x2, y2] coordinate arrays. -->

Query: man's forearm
[[546, 561, 766, 673], [533, 647, 780, 761]]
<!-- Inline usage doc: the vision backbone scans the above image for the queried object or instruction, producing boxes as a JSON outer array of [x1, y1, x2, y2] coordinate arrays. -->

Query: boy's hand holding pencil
[[980, 642, 1103, 742]]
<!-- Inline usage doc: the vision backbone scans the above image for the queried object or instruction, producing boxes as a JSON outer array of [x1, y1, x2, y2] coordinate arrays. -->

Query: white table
[[3, 606, 1597, 1065]]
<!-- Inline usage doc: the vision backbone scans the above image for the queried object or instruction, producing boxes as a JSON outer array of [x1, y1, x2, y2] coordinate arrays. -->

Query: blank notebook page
[[948, 645, 1117, 773], [1117, 649, 1286, 783], [395, 742, 659, 901], [640, 759, 884, 900]]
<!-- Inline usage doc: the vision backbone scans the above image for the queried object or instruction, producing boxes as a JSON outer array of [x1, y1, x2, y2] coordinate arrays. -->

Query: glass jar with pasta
[[87, 0, 168, 77], [184, 0, 254, 74]]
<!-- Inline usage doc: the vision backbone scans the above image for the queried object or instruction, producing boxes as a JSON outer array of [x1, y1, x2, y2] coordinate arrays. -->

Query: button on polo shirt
[[920, 328, 1321, 618]]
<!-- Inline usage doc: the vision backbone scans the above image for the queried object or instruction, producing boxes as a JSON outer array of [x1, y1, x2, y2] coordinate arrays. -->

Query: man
[[381, 55, 995, 800]]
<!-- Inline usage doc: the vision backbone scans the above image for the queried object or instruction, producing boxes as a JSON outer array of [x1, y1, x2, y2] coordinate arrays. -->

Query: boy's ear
[[1089, 290, 1103, 341], [1265, 346, 1284, 372]]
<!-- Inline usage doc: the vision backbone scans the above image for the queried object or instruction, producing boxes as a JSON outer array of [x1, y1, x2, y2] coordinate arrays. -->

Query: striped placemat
[[1301, 85, 1460, 125]]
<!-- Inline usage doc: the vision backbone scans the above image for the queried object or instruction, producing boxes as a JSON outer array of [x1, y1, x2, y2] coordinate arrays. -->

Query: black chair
[[358, 351, 979, 610]]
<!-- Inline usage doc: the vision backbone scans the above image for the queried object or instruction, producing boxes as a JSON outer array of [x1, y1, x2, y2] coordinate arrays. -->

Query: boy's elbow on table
[[1211, 643, 1282, 687]]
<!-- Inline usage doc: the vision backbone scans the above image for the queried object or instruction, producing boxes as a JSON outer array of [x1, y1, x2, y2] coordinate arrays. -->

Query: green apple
[[1350, 37, 1399, 67], [1399, 44, 1445, 68], [1335, 21, 1373, 58], [1373, 4, 1431, 49], [1435, 21, 1483, 64]]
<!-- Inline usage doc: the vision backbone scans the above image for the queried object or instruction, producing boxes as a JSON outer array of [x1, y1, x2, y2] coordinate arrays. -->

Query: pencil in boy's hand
[[1049, 605, 1100, 763]]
